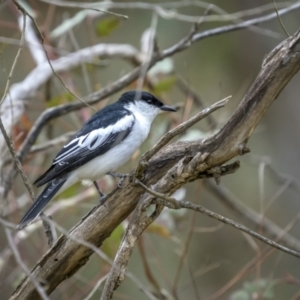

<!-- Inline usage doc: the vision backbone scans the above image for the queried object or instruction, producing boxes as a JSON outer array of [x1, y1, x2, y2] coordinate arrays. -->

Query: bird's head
[[119, 91, 176, 121]]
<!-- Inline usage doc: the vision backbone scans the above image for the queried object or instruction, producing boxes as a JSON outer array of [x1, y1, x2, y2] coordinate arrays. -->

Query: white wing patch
[[53, 114, 134, 165]]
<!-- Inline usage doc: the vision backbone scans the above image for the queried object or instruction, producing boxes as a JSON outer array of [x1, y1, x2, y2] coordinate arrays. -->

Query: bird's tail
[[18, 177, 67, 229]]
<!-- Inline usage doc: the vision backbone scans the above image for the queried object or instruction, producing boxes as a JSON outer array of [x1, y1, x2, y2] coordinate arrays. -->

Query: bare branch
[[272, 0, 290, 37], [190, 2, 300, 44], [5, 228, 49, 300], [8, 13, 300, 300], [39, 0, 296, 24], [3, 3, 300, 200], [82, 274, 109, 300], [0, 13, 26, 107], [5, 0, 300, 164], [204, 180, 300, 252], [0, 117, 35, 202], [176, 75, 218, 129], [152, 194, 300, 259], [136, 96, 231, 178], [39, 0, 128, 19], [0, 42, 140, 154], [29, 131, 76, 155]]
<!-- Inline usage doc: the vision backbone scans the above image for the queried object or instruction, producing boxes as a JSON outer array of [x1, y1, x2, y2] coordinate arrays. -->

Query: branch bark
[[10, 28, 300, 299]]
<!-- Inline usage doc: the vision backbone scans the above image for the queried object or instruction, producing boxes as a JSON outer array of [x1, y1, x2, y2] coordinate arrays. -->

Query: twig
[[173, 182, 202, 298], [0, 115, 55, 245], [7, 8, 300, 300], [172, 184, 200, 299], [135, 174, 300, 260], [137, 237, 162, 295], [102, 157, 211, 299], [41, 215, 112, 262], [135, 96, 230, 178], [12, 0, 97, 112], [135, 178, 180, 209], [3, 131, 76, 166], [0, 118, 35, 201], [0, 12, 26, 107], [29, 131, 76, 154], [2, 1, 299, 154], [176, 75, 218, 129], [68, 21, 93, 94], [3, 2, 299, 195], [42, 216, 160, 300], [39, 0, 128, 19], [204, 180, 300, 252], [5, 228, 49, 300], [40, 0, 294, 24], [207, 213, 300, 300], [190, 2, 300, 45], [1, 42, 140, 197], [0, 217, 18, 229], [0, 11, 54, 242], [7, 0, 297, 164], [272, 0, 290, 37], [42, 215, 157, 300], [0, 42, 140, 167], [187, 262, 201, 300], [0, 189, 95, 275], [139, 186, 300, 259], [131, 176, 300, 298], [83, 274, 109, 300], [101, 157, 288, 300], [100, 179, 166, 300], [42, 216, 56, 247], [136, 13, 158, 93]]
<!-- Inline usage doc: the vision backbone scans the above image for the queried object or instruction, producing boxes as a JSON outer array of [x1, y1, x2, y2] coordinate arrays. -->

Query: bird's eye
[[147, 99, 152, 104]]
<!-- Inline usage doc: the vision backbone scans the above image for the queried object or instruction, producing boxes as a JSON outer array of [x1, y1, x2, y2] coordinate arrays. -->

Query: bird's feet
[[99, 195, 107, 205], [107, 171, 128, 188], [93, 181, 107, 205]]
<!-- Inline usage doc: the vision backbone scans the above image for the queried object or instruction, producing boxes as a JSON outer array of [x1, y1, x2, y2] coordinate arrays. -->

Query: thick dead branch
[[10, 28, 300, 300], [135, 96, 231, 179]]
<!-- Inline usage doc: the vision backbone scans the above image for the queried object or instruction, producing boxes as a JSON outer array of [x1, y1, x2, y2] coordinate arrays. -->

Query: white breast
[[70, 108, 153, 181]]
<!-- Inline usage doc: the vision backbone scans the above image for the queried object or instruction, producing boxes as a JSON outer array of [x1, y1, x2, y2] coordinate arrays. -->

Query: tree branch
[[204, 180, 300, 252], [3, 3, 300, 199], [9, 20, 300, 300]]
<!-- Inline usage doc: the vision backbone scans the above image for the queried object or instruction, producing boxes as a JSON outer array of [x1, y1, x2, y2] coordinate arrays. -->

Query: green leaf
[[102, 224, 124, 257], [146, 223, 171, 238], [230, 290, 249, 300], [51, 10, 89, 39], [46, 92, 73, 108], [148, 58, 174, 78], [95, 17, 120, 37], [230, 279, 275, 300], [57, 182, 81, 199], [153, 76, 176, 96]]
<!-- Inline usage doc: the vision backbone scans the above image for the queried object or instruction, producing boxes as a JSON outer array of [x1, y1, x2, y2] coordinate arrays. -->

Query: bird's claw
[[117, 177, 125, 189], [107, 172, 128, 189], [99, 195, 107, 205]]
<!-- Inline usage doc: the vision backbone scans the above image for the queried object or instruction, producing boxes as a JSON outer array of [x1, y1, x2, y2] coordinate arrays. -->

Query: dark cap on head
[[119, 91, 176, 112]]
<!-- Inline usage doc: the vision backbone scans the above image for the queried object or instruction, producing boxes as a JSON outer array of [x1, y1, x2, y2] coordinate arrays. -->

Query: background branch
[[2, 1, 299, 199], [9, 26, 300, 299], [1, 1, 300, 299]]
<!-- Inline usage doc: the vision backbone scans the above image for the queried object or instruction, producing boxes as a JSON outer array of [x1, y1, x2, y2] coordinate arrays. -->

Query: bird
[[18, 91, 177, 229]]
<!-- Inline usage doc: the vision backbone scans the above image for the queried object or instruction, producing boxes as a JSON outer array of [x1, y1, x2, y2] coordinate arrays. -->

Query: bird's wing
[[34, 111, 135, 187]]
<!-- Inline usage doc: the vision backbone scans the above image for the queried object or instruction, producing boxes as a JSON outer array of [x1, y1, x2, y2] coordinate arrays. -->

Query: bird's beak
[[160, 105, 177, 112]]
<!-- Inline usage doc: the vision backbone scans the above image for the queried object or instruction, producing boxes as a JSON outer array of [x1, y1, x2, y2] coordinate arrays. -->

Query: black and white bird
[[18, 91, 176, 228]]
